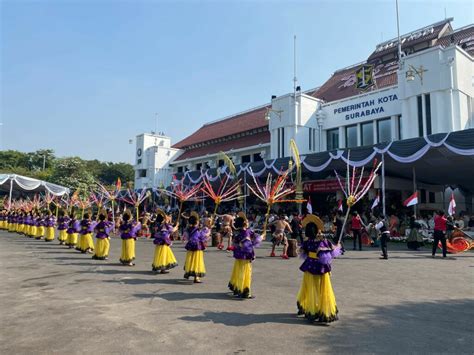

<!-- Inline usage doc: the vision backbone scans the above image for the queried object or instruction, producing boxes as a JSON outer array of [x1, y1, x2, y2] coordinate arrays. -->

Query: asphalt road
[[0, 230, 472, 354]]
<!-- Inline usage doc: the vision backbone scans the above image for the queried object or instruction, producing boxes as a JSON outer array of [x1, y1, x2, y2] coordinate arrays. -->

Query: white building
[[134, 19, 474, 212]]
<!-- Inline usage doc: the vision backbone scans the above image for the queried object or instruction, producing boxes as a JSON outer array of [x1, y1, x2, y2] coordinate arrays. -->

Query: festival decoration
[[217, 151, 244, 208], [247, 168, 304, 239], [290, 139, 303, 211], [121, 189, 151, 221], [97, 180, 122, 221], [159, 178, 203, 222], [201, 175, 241, 225], [334, 154, 382, 243]]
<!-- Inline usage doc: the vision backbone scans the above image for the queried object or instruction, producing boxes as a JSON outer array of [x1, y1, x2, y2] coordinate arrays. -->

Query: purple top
[[232, 229, 262, 261], [153, 223, 174, 246], [45, 216, 56, 228], [184, 227, 207, 251], [299, 239, 337, 275], [67, 219, 81, 234], [79, 219, 98, 235], [94, 221, 114, 239], [57, 216, 70, 230], [36, 217, 45, 227], [119, 221, 141, 239]]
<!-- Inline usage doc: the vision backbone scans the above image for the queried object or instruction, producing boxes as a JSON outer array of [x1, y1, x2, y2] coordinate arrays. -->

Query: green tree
[[98, 162, 135, 185], [49, 157, 96, 194]]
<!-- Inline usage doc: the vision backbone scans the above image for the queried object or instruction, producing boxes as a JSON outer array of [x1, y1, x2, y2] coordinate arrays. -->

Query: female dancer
[[228, 212, 262, 299], [57, 210, 70, 245], [76, 213, 96, 253], [66, 212, 80, 248], [151, 209, 179, 273], [92, 209, 114, 260], [119, 210, 141, 266], [34, 212, 45, 240], [183, 212, 207, 283], [44, 211, 56, 242], [297, 214, 340, 324]]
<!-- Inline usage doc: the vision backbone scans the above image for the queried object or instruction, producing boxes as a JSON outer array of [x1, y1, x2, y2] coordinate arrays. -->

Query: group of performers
[[0, 206, 341, 324]]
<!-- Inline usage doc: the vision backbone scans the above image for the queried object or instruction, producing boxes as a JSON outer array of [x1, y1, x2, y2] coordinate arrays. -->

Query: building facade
[[134, 19, 473, 210]]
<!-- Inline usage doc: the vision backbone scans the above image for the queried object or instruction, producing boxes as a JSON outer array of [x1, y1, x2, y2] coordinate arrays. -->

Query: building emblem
[[355, 65, 375, 91]]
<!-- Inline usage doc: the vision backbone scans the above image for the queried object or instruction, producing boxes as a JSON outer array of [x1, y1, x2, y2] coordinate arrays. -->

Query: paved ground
[[0, 230, 472, 355]]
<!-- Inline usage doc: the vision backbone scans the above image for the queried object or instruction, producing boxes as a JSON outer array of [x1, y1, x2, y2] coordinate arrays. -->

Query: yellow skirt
[[152, 245, 178, 272], [17, 224, 24, 234], [120, 239, 135, 264], [0, 221, 5, 229], [35, 226, 45, 239], [297, 272, 338, 323], [77, 233, 94, 252], [14, 223, 19, 232], [29, 226, 37, 238], [45, 227, 55, 241], [184, 250, 206, 278], [66, 232, 78, 247], [228, 259, 252, 298], [8, 223, 15, 232], [93, 238, 110, 260], [58, 230, 68, 243]]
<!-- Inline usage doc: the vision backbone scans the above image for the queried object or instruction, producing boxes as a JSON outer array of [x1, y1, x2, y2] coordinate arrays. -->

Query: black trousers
[[380, 233, 388, 258], [432, 230, 447, 257], [352, 229, 362, 250]]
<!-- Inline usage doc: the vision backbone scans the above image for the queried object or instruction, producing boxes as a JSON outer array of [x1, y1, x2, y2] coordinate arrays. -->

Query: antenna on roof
[[444, 7, 447, 20], [293, 35, 298, 98], [396, 0, 402, 61]]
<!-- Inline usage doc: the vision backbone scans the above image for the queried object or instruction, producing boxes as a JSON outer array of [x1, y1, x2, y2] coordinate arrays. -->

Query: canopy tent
[[176, 128, 474, 192], [0, 174, 70, 208]]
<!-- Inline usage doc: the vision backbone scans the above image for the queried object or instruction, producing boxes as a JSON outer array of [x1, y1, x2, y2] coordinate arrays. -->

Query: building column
[[339, 126, 345, 148], [390, 115, 398, 140], [356, 123, 361, 146]]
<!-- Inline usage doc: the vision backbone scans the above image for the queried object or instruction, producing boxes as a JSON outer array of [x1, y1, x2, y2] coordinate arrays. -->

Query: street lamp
[[315, 109, 326, 152], [264, 108, 284, 121], [405, 64, 427, 85]]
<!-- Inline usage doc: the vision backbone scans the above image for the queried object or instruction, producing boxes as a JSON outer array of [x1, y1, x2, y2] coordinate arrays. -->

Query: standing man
[[375, 215, 390, 260], [350, 211, 364, 251], [269, 215, 293, 259], [433, 210, 448, 258]]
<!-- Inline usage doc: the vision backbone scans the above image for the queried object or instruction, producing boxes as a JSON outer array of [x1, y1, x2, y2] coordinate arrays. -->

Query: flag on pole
[[337, 199, 343, 212], [448, 192, 456, 216], [306, 196, 313, 214], [371, 192, 380, 210], [404, 191, 418, 207]]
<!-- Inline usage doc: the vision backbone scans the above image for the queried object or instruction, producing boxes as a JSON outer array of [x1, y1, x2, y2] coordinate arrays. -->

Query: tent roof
[[0, 174, 70, 197]]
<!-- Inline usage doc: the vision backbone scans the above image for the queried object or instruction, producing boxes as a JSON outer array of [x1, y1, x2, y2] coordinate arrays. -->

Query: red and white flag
[[371, 193, 380, 210], [306, 196, 313, 214], [404, 191, 418, 207], [448, 192, 456, 216], [337, 199, 343, 212]]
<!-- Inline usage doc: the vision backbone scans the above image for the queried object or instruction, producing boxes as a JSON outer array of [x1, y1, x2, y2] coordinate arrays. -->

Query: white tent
[[0, 174, 69, 207]]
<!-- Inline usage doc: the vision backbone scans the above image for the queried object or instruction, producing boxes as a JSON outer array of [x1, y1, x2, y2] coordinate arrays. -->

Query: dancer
[[34, 212, 45, 240], [350, 211, 364, 251], [57, 210, 70, 245], [76, 213, 96, 253], [66, 212, 80, 248], [269, 215, 292, 259], [215, 212, 234, 251], [297, 214, 340, 323], [44, 211, 56, 242], [228, 212, 262, 299], [407, 215, 424, 251], [183, 212, 207, 283], [433, 210, 447, 258], [92, 209, 114, 260], [119, 210, 141, 266], [151, 209, 179, 273], [375, 215, 390, 260]]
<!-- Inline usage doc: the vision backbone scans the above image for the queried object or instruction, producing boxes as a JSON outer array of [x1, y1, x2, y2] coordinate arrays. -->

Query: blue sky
[[1, 0, 472, 163]]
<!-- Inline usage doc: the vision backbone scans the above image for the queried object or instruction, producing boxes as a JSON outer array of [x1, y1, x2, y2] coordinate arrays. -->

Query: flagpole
[[382, 153, 386, 217], [412, 166, 417, 216]]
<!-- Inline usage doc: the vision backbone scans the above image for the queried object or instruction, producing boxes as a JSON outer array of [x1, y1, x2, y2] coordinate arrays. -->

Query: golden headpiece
[[301, 214, 324, 231]]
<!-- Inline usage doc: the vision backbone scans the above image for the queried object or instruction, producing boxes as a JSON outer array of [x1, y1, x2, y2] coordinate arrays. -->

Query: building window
[[417, 95, 423, 137], [361, 122, 374, 146], [138, 169, 147, 178], [425, 94, 432, 135], [241, 155, 251, 164], [280, 127, 285, 157], [177, 167, 183, 173], [420, 189, 426, 203], [218, 159, 225, 167], [326, 129, 339, 150], [377, 118, 391, 143], [196, 163, 202, 171], [397, 115, 403, 140], [429, 191, 436, 203], [309, 127, 312, 151], [277, 129, 281, 158], [137, 158, 142, 164], [253, 153, 263, 162], [345, 125, 358, 148]]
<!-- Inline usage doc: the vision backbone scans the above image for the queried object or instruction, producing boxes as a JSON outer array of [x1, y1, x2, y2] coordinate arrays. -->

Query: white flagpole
[[396, 0, 402, 61]]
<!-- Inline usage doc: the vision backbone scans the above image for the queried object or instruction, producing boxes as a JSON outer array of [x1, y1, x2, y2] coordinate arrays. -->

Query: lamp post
[[405, 65, 428, 85], [316, 110, 326, 152]]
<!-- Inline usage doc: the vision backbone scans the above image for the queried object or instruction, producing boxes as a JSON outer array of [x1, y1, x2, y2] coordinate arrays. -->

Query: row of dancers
[[0, 208, 341, 324]]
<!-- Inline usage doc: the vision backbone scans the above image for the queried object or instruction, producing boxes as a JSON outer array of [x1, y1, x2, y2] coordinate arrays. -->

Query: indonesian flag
[[337, 199, 343, 212], [371, 193, 380, 210], [306, 196, 313, 214], [448, 193, 456, 216], [116, 178, 122, 191], [404, 191, 418, 207]]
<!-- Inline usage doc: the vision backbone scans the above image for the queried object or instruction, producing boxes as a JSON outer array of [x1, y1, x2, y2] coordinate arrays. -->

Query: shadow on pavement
[[136, 291, 231, 301], [308, 299, 474, 354], [180, 311, 302, 326], [104, 278, 193, 286]]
